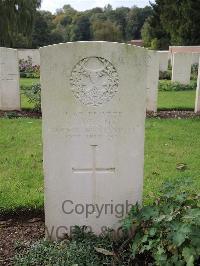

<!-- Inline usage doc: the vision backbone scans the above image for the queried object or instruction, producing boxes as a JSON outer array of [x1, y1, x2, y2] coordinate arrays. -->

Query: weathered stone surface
[[146, 50, 159, 112], [0, 48, 20, 111], [40, 42, 147, 240], [158, 51, 169, 72], [172, 53, 192, 85], [192, 53, 200, 65], [18, 49, 40, 65]]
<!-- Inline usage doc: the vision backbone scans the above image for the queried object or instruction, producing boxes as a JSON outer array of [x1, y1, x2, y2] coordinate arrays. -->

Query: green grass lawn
[[0, 119, 43, 212], [144, 118, 200, 203], [0, 118, 199, 213], [158, 90, 196, 110]]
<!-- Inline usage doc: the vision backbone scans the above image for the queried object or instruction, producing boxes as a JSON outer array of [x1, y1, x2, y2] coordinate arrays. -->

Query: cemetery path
[[0, 216, 44, 265]]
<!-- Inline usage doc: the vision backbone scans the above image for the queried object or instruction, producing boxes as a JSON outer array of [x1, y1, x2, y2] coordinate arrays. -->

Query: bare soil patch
[[0, 215, 44, 265]]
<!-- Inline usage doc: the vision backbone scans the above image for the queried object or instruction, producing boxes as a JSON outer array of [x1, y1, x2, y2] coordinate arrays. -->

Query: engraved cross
[[72, 145, 115, 175], [72, 145, 115, 203]]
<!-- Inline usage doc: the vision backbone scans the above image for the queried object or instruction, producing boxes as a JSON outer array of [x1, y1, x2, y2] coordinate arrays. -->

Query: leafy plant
[[14, 227, 116, 266], [159, 80, 197, 91], [123, 178, 200, 266], [159, 70, 171, 80], [191, 64, 198, 81], [19, 57, 40, 78], [14, 179, 200, 265], [21, 83, 41, 111]]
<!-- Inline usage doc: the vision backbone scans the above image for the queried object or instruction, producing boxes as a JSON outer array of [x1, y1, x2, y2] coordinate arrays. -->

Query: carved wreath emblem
[[70, 57, 119, 106]]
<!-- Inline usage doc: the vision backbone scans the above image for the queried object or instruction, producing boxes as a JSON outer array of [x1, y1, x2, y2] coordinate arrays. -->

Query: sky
[[41, 0, 153, 13]]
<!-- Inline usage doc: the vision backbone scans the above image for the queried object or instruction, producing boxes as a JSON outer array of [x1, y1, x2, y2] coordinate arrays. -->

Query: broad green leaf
[[141, 206, 159, 220], [182, 247, 196, 266], [149, 227, 157, 236]]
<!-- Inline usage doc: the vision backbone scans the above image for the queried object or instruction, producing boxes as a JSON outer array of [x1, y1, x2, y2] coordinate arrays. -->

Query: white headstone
[[158, 51, 169, 72], [18, 49, 40, 65], [0, 47, 20, 110], [146, 50, 159, 112], [195, 58, 200, 113], [40, 42, 147, 240], [192, 53, 200, 65], [172, 53, 192, 84]]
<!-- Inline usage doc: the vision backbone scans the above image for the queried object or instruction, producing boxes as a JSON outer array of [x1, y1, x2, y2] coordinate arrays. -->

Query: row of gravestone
[[1, 46, 200, 114], [17, 47, 200, 85], [0, 46, 200, 113], [148, 51, 200, 112]]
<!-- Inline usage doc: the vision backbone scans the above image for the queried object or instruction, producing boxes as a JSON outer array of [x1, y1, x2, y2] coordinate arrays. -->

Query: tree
[[92, 20, 123, 42], [0, 0, 41, 47], [70, 14, 91, 41], [10, 3, 153, 47], [107, 7, 130, 40], [141, 16, 170, 49], [32, 11, 52, 48], [144, 0, 200, 48], [126, 6, 153, 40], [104, 4, 113, 12], [141, 19, 152, 47], [32, 11, 64, 48], [52, 6, 76, 42]]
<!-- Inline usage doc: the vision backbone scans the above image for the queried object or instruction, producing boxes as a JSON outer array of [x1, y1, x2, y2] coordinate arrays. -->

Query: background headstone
[[41, 42, 147, 240], [18, 49, 40, 65], [0, 47, 20, 111], [169, 46, 200, 54], [172, 52, 192, 84], [158, 51, 169, 72], [195, 58, 200, 113], [146, 50, 159, 112], [192, 52, 200, 65]]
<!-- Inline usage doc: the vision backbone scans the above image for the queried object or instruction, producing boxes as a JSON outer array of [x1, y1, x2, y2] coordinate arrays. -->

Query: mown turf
[[144, 118, 200, 203], [0, 119, 43, 212], [0, 118, 199, 212], [158, 90, 196, 110]]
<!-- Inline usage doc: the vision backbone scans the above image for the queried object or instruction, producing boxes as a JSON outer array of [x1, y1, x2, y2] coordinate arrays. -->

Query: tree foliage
[[0, 4, 153, 48], [92, 20, 122, 42], [2, 1, 199, 49], [142, 0, 200, 49], [0, 0, 41, 47], [70, 14, 91, 41], [126, 6, 153, 40]]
